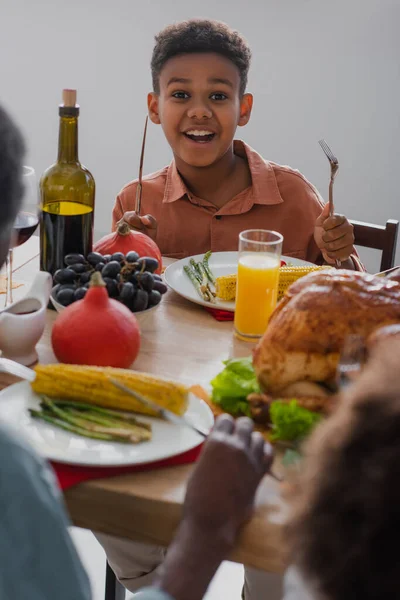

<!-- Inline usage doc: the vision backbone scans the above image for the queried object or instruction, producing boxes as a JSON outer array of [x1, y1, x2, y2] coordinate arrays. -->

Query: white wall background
[[1, 0, 399, 271]]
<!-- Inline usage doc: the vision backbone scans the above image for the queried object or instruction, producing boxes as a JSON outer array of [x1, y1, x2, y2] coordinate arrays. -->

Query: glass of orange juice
[[234, 229, 283, 341]]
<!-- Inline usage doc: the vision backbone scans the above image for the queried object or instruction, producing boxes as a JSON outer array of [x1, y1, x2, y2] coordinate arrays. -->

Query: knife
[[375, 266, 400, 277], [109, 377, 210, 438], [109, 377, 283, 482], [135, 115, 149, 216]]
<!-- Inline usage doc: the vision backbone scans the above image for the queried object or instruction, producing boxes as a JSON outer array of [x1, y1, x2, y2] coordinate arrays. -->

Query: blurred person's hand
[[153, 415, 274, 600], [184, 414, 274, 541]]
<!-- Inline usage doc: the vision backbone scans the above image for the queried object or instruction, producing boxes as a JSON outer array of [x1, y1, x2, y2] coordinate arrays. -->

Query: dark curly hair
[[0, 105, 25, 230], [288, 338, 400, 600], [151, 19, 251, 96]]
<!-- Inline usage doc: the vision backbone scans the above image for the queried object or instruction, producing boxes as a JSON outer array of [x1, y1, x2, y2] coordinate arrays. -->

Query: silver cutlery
[[135, 115, 149, 215], [375, 266, 400, 277], [337, 334, 366, 389], [318, 139, 341, 269], [109, 377, 210, 438], [0, 358, 36, 382], [109, 378, 283, 482], [0, 360, 208, 437]]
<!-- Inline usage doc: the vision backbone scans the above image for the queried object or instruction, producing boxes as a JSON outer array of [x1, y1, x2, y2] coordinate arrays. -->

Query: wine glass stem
[[5, 249, 13, 306]]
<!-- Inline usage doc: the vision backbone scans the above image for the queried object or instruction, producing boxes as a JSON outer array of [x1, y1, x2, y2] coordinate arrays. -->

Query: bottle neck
[[57, 115, 79, 163]]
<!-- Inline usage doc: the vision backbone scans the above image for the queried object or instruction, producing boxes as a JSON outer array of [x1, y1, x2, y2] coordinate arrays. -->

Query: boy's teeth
[[186, 130, 214, 136], [184, 130, 215, 143]]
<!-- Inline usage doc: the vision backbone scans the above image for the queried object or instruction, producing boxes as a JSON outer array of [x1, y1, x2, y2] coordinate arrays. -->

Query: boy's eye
[[172, 91, 189, 99], [210, 93, 228, 101]]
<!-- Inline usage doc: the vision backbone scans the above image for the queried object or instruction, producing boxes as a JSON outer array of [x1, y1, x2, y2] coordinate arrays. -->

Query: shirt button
[[215, 215, 222, 220]]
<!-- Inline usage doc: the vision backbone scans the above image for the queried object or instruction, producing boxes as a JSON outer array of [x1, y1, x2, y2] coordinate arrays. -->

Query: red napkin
[[51, 444, 203, 491], [205, 307, 234, 321]]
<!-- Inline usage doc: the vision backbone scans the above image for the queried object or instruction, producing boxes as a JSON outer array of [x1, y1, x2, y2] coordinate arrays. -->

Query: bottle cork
[[62, 89, 77, 107]]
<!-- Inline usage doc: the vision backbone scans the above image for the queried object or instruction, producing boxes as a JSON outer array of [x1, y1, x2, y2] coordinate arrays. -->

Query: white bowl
[[50, 293, 161, 323]]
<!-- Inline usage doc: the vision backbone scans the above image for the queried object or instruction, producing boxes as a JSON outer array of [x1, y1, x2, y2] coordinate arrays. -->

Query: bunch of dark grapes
[[51, 251, 167, 312]]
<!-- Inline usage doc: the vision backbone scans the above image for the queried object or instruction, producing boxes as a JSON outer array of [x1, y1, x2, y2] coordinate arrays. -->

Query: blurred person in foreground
[[1, 103, 400, 600], [0, 105, 91, 598], [286, 324, 400, 600]]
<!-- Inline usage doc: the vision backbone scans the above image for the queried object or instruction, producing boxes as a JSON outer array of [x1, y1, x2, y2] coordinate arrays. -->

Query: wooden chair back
[[350, 219, 399, 271]]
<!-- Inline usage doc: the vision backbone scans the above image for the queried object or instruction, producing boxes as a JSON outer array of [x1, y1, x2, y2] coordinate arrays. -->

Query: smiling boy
[[103, 19, 360, 600], [113, 19, 359, 268]]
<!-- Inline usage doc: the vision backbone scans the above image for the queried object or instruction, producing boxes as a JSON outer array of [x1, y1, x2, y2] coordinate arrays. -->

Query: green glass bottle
[[39, 89, 95, 275]]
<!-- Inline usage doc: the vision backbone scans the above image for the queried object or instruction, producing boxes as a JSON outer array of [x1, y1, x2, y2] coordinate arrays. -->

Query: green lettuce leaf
[[270, 400, 321, 442], [210, 357, 259, 417]]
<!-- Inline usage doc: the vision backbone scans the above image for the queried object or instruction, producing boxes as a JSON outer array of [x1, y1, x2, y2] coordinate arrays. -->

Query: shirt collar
[[163, 160, 189, 203], [162, 140, 283, 206]]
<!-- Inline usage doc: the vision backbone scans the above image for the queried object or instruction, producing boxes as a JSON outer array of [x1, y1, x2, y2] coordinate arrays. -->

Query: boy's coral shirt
[[112, 141, 338, 264]]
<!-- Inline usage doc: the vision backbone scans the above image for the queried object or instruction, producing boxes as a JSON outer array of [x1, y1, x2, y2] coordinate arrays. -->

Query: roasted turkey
[[253, 268, 400, 396]]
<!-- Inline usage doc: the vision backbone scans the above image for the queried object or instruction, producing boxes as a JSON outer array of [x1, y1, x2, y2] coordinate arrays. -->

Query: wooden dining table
[[0, 237, 288, 574]]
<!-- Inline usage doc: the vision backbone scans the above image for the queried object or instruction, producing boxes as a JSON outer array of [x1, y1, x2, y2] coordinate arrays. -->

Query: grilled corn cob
[[277, 266, 328, 300], [215, 274, 237, 301], [215, 266, 329, 302], [32, 364, 189, 417]]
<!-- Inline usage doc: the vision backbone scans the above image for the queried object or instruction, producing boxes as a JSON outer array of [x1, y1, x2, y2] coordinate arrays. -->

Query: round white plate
[[164, 251, 313, 312], [0, 381, 214, 467]]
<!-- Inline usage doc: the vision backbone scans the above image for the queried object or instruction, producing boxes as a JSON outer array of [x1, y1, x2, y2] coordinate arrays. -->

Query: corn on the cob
[[32, 364, 189, 417], [277, 266, 328, 301], [215, 266, 329, 302], [215, 274, 237, 301]]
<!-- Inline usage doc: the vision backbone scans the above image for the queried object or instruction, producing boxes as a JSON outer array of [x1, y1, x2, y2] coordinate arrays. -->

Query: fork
[[336, 334, 366, 389], [318, 139, 341, 268], [0, 358, 36, 382]]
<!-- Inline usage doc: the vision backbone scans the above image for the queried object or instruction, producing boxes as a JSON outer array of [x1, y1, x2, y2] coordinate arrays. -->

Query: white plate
[[164, 251, 313, 312], [0, 381, 214, 467]]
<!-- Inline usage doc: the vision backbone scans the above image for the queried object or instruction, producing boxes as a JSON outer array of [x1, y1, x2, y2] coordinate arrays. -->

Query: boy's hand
[[118, 211, 158, 241], [314, 203, 355, 264]]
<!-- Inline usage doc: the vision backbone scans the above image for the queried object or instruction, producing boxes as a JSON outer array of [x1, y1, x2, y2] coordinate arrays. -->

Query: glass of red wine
[[5, 166, 39, 306]]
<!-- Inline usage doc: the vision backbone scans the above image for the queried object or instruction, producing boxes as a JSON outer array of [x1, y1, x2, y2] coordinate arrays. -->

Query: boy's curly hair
[[151, 19, 251, 96], [0, 105, 25, 229], [288, 340, 400, 600]]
